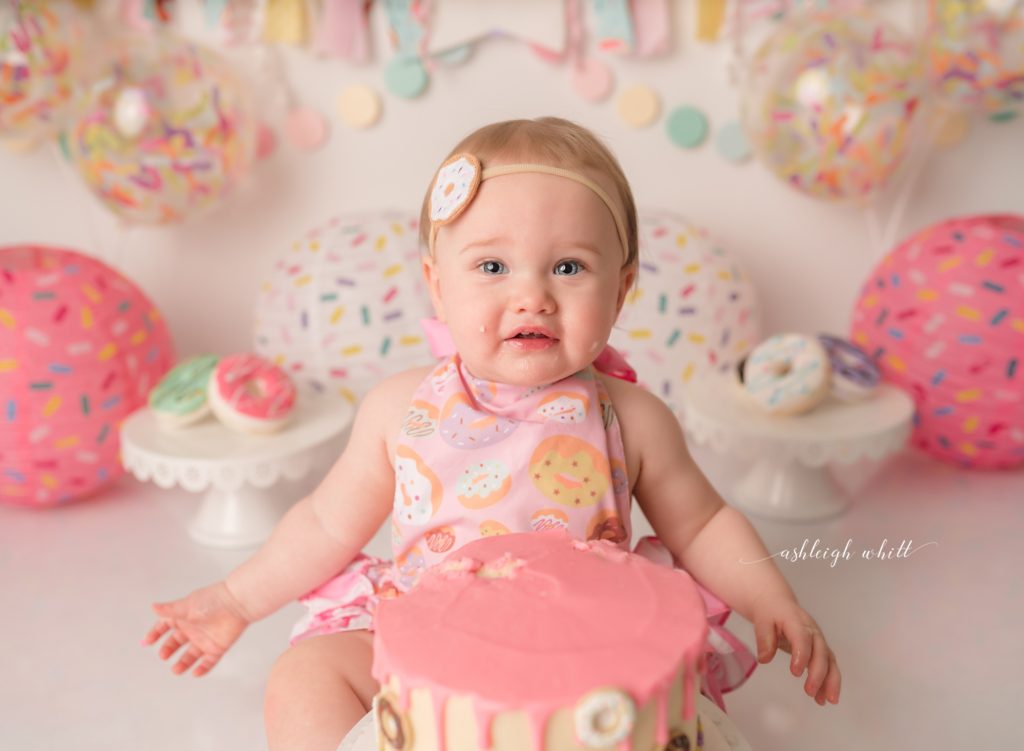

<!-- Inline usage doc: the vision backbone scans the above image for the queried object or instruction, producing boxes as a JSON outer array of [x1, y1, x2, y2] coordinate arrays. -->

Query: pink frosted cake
[[371, 531, 709, 750]]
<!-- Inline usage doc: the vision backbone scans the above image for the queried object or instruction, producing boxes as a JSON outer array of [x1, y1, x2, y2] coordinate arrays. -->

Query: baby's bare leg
[[264, 629, 379, 751]]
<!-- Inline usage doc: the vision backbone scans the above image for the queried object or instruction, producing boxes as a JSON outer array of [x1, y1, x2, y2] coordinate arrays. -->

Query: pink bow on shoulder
[[419, 318, 637, 383]]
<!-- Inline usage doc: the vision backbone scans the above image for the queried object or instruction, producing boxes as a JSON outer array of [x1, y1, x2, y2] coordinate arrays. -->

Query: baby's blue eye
[[479, 260, 506, 275], [554, 260, 583, 276]]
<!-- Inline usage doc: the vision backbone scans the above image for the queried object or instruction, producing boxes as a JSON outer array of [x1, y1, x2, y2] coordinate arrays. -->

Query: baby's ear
[[421, 254, 446, 323], [615, 263, 638, 314]]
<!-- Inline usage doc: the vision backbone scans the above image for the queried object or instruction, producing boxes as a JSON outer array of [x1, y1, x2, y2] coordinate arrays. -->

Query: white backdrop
[[1, 1, 1022, 360]]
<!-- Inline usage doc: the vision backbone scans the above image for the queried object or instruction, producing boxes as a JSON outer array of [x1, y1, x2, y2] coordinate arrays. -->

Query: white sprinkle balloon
[[608, 211, 762, 417]]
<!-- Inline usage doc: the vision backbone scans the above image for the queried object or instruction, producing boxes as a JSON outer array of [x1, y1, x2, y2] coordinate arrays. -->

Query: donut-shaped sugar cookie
[[148, 354, 219, 429], [401, 400, 438, 438], [429, 153, 481, 225], [742, 334, 830, 416], [374, 691, 413, 751], [479, 519, 509, 536], [530, 507, 570, 532], [392, 445, 443, 526], [424, 525, 456, 554], [208, 353, 297, 433], [530, 435, 611, 507], [587, 509, 628, 544], [573, 688, 636, 748], [440, 392, 518, 449], [456, 458, 511, 509], [536, 391, 589, 423], [818, 333, 880, 402]]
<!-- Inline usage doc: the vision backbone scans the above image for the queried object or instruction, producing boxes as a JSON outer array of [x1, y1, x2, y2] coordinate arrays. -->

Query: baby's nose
[[509, 277, 556, 314]]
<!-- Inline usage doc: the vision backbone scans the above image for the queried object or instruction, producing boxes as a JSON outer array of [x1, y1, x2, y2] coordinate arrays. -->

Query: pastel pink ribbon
[[419, 317, 637, 383]]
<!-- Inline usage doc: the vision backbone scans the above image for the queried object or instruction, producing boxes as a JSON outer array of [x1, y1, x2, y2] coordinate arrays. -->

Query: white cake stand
[[337, 694, 751, 751], [121, 389, 354, 548], [681, 375, 914, 521]]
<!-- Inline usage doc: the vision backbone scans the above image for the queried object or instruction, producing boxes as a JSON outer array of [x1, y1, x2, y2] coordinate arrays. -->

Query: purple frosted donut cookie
[[439, 392, 518, 449], [818, 333, 880, 402]]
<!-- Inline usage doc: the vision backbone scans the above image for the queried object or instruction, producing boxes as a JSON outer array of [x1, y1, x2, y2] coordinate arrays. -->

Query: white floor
[[2, 444, 1022, 750]]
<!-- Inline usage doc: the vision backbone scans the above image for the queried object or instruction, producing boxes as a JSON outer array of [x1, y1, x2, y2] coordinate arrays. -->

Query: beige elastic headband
[[427, 152, 629, 261]]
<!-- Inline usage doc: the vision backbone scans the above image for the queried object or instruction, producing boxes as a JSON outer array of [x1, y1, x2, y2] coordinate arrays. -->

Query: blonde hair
[[419, 117, 639, 269]]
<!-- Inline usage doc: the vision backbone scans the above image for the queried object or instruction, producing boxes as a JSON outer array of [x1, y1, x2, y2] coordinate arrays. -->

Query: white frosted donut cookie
[[429, 153, 481, 225], [743, 334, 830, 416]]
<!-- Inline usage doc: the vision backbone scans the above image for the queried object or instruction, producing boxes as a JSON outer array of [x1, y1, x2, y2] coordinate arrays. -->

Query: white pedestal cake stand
[[121, 389, 354, 548], [681, 376, 914, 521], [338, 694, 751, 751]]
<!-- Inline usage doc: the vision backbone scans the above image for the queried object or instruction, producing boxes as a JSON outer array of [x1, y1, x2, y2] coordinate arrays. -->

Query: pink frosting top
[[372, 531, 708, 750], [212, 353, 296, 419]]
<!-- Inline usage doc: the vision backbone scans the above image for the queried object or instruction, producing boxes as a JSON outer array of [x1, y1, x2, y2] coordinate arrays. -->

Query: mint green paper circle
[[666, 106, 709, 149], [385, 57, 429, 99], [715, 120, 752, 163]]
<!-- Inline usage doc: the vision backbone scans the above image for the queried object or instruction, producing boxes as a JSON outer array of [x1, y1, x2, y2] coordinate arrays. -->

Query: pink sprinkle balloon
[[66, 33, 256, 225], [741, 10, 923, 202], [0, 245, 176, 507], [850, 215, 1024, 470]]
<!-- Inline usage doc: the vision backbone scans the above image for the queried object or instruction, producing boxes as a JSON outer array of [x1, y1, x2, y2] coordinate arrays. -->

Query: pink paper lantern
[[0, 245, 175, 507], [850, 215, 1024, 470]]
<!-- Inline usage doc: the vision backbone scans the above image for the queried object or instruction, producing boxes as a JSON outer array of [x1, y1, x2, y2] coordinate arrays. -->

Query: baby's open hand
[[752, 598, 841, 706], [141, 581, 251, 677]]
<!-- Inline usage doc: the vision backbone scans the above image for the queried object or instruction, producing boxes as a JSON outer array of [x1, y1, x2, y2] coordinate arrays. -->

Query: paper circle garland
[[850, 214, 1024, 470], [741, 10, 922, 202], [66, 33, 256, 225], [608, 211, 762, 417], [0, 1, 91, 145], [0, 245, 175, 507], [253, 211, 437, 403]]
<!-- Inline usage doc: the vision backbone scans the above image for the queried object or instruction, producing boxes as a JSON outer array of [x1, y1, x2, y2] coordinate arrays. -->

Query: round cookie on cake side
[[366, 531, 740, 751]]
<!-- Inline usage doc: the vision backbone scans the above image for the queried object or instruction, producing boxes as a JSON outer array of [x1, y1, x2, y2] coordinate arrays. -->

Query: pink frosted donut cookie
[[743, 334, 831, 416], [208, 353, 297, 433]]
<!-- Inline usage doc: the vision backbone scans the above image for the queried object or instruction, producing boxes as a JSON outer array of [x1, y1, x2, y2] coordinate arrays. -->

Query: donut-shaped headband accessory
[[428, 151, 630, 263]]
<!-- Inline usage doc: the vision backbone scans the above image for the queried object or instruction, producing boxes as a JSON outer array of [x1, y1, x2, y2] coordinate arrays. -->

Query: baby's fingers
[[157, 630, 188, 661], [803, 632, 829, 698], [172, 645, 205, 676], [754, 617, 778, 663], [815, 653, 841, 705], [141, 619, 171, 646], [786, 621, 815, 677]]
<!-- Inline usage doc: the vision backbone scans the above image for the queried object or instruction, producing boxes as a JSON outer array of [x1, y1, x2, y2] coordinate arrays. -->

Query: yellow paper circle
[[617, 85, 661, 128], [338, 85, 382, 129]]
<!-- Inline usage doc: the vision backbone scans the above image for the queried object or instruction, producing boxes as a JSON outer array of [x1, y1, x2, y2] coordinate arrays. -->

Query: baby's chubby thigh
[[264, 629, 378, 751]]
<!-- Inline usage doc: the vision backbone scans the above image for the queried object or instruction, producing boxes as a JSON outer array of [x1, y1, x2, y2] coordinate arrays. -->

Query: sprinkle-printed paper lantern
[[66, 33, 255, 225], [851, 215, 1024, 469], [0, 245, 175, 507], [742, 10, 922, 202], [608, 210, 762, 417], [0, 1, 91, 145], [253, 211, 436, 403]]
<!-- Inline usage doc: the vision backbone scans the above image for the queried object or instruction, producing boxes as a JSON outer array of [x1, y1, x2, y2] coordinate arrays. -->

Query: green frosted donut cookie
[[148, 354, 220, 429]]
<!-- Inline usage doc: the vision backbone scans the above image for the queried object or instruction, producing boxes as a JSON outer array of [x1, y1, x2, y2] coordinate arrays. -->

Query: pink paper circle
[[571, 57, 614, 102], [285, 107, 329, 152]]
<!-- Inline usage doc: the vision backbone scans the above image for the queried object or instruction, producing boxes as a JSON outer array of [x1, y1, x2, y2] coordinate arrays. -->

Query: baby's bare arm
[[614, 380, 840, 704], [224, 369, 420, 621]]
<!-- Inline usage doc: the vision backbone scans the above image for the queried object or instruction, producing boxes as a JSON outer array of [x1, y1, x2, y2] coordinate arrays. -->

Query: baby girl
[[143, 117, 841, 751]]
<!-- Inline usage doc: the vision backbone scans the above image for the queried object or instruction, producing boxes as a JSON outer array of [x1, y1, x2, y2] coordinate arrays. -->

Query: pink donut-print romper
[[289, 353, 756, 708]]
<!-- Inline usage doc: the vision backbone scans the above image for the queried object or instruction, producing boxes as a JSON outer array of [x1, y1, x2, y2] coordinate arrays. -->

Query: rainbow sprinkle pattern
[[608, 211, 762, 416], [851, 214, 1024, 469], [65, 34, 255, 225], [253, 212, 436, 404], [742, 10, 923, 202], [0, 245, 175, 506]]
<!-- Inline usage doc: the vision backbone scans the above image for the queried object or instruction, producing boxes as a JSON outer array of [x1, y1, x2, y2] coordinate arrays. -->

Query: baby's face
[[423, 169, 635, 386]]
